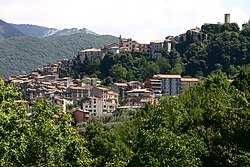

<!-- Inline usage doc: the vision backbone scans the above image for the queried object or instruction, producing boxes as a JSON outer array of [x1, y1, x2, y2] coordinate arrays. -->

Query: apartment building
[[152, 74, 182, 96], [111, 82, 129, 100], [67, 86, 92, 101], [144, 78, 162, 98], [126, 89, 155, 106], [181, 78, 200, 92], [82, 96, 104, 116]]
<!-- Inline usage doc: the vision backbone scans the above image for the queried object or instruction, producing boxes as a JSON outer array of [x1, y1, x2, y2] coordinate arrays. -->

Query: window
[[94, 105, 96, 108]]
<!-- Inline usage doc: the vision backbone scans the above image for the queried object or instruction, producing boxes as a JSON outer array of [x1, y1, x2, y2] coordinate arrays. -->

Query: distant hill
[[11, 24, 58, 38], [0, 19, 25, 41], [0, 33, 118, 78], [11, 24, 99, 38], [50, 28, 99, 37]]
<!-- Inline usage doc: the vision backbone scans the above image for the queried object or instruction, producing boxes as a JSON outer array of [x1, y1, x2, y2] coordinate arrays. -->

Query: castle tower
[[225, 13, 230, 23]]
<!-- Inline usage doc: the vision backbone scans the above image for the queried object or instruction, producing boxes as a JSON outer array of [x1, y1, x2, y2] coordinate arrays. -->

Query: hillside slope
[[11, 24, 98, 38], [11, 24, 58, 38], [0, 19, 24, 41], [0, 33, 118, 78]]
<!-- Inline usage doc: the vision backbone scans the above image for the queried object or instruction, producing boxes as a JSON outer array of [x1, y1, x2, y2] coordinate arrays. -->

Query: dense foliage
[[10, 23, 58, 38], [72, 51, 182, 84], [181, 22, 250, 77], [0, 78, 91, 166], [0, 19, 24, 41], [1, 70, 250, 166], [80, 74, 250, 166], [0, 34, 118, 78]]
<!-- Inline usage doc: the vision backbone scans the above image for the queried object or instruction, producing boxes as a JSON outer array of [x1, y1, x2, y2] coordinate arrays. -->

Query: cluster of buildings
[[8, 60, 200, 124], [8, 64, 119, 117], [7, 23, 210, 124], [112, 75, 199, 107], [75, 27, 208, 63], [75, 14, 235, 64]]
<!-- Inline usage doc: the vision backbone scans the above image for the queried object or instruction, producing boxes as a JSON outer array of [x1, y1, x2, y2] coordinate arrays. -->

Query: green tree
[[109, 64, 128, 82], [0, 79, 92, 166]]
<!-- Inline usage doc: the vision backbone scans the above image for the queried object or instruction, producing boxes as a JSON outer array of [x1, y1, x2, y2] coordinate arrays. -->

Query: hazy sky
[[0, 0, 250, 42]]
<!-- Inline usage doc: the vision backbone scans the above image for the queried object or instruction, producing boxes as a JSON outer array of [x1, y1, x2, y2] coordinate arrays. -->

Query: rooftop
[[181, 78, 200, 82], [69, 86, 90, 90], [113, 83, 128, 87], [151, 40, 164, 44], [127, 89, 151, 93], [80, 48, 101, 52], [155, 74, 182, 79]]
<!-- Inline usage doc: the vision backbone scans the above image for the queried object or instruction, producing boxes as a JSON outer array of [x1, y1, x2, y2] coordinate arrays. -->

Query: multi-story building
[[67, 86, 92, 101], [128, 81, 143, 90], [119, 36, 139, 51], [152, 74, 182, 96], [181, 78, 200, 92], [52, 96, 73, 112], [139, 44, 150, 55], [90, 87, 109, 100], [144, 78, 162, 98], [75, 77, 101, 87], [82, 96, 104, 116], [103, 42, 120, 54], [179, 27, 207, 43], [81, 89, 119, 116], [78, 48, 104, 63], [126, 89, 155, 106], [74, 109, 90, 123], [40, 64, 59, 75], [111, 82, 129, 100], [149, 39, 173, 59]]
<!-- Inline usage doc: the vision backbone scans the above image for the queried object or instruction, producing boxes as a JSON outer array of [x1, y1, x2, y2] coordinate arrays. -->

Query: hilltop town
[[7, 25, 205, 123], [2, 11, 250, 167], [7, 14, 244, 123]]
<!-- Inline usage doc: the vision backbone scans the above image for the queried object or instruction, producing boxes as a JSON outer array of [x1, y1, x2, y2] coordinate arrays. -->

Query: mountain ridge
[[0, 19, 25, 41], [11, 23, 99, 38]]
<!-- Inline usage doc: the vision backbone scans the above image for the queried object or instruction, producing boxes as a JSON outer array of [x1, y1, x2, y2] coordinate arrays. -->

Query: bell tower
[[225, 13, 230, 23]]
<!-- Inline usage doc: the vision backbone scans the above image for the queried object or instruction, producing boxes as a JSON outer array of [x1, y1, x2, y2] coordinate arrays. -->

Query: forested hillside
[[179, 21, 250, 77], [11, 24, 98, 38], [0, 19, 24, 41], [10, 24, 58, 38], [0, 34, 118, 78], [1, 68, 250, 166]]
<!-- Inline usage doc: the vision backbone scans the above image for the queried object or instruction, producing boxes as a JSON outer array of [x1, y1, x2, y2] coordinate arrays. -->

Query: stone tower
[[225, 13, 230, 23]]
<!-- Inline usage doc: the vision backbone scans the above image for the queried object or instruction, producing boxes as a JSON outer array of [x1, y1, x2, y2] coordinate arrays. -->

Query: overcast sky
[[0, 0, 250, 43]]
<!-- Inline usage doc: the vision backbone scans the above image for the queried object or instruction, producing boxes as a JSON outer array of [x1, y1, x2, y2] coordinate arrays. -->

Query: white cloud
[[0, 0, 249, 42]]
